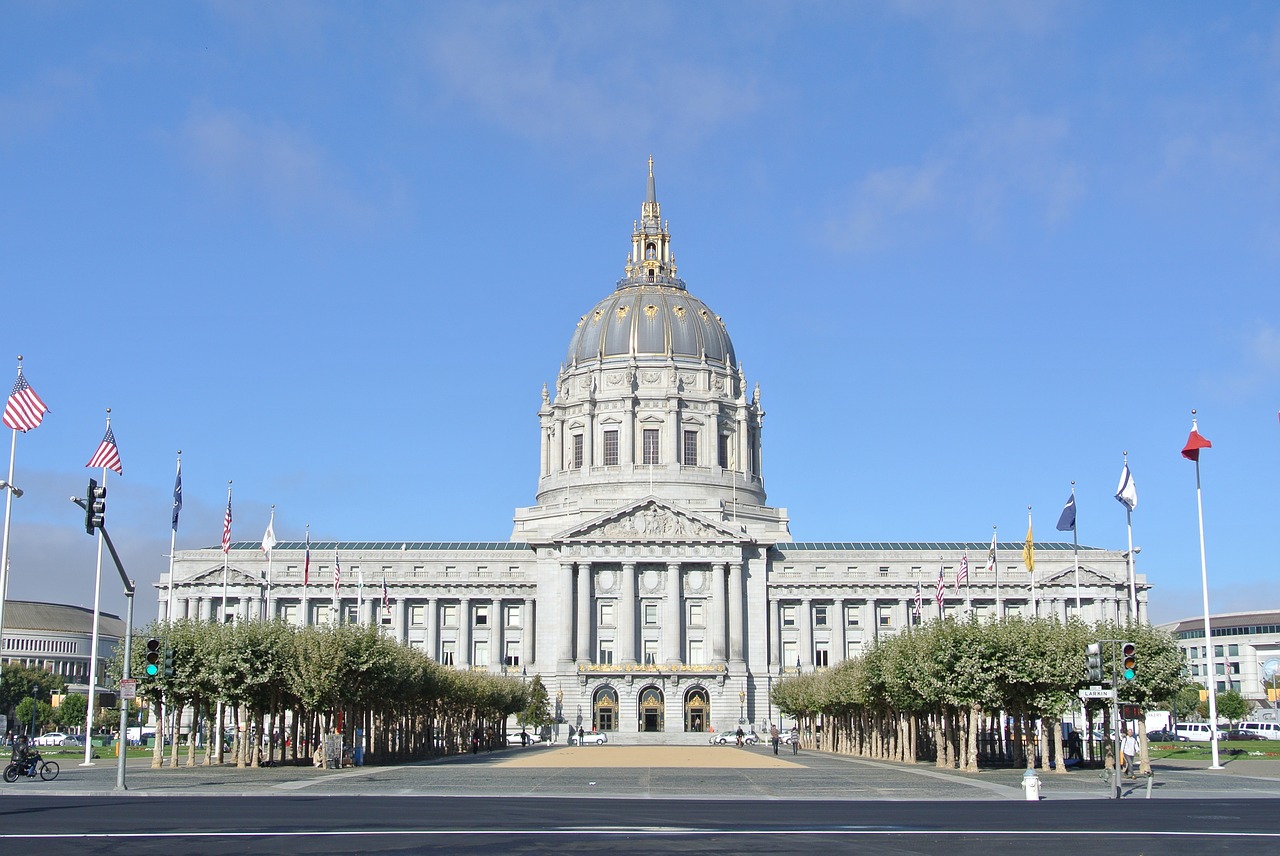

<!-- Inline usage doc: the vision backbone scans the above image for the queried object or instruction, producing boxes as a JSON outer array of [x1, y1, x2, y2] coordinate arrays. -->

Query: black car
[[1146, 729, 1187, 743], [1222, 729, 1265, 741]]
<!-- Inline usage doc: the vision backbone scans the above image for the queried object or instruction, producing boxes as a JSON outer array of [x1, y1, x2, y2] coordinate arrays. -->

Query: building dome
[[566, 284, 735, 365]]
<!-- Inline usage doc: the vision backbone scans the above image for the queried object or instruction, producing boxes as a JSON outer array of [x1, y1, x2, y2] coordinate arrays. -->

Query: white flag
[[261, 514, 277, 555], [1115, 463, 1138, 511]]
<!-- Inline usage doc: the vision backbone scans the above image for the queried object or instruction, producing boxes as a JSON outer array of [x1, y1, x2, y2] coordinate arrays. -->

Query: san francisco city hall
[[161, 163, 1149, 741]]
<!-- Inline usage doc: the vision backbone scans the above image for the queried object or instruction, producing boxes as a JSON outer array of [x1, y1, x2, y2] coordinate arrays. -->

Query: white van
[[1239, 721, 1280, 740], [1175, 722, 1223, 741]]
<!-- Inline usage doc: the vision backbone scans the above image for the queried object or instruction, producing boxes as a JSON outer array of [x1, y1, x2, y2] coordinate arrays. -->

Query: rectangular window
[[814, 646, 830, 668], [1228, 644, 1239, 656], [281, 604, 298, 624], [845, 604, 860, 627], [688, 640, 705, 664], [505, 604, 522, 628], [598, 642, 614, 665], [504, 641, 521, 668], [813, 605, 828, 627], [572, 434, 584, 469], [688, 601, 704, 626], [442, 604, 458, 627], [644, 602, 658, 625], [343, 604, 358, 624], [643, 639, 659, 664], [781, 641, 797, 667], [440, 641, 455, 666], [718, 433, 729, 468], [643, 429, 660, 465], [473, 641, 488, 666], [781, 605, 796, 627], [879, 566, 890, 578], [1214, 645, 1224, 657], [475, 604, 489, 627], [314, 605, 330, 625], [878, 606, 892, 627], [683, 430, 698, 466], [410, 605, 425, 626], [603, 430, 619, 466], [846, 641, 860, 660], [599, 600, 616, 627]]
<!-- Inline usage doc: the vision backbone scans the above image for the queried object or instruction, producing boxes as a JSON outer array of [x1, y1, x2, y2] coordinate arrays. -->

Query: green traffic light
[[1123, 668, 1135, 681], [145, 664, 159, 676]]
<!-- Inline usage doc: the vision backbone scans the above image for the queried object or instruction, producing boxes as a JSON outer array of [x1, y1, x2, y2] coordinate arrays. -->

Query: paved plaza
[[9, 744, 1280, 802]]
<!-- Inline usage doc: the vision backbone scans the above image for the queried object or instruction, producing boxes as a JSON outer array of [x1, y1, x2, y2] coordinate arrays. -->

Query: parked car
[[32, 732, 69, 747], [1175, 722, 1224, 742], [505, 730, 544, 746], [710, 730, 760, 745], [568, 730, 608, 745], [1222, 729, 1265, 741], [59, 734, 85, 747], [1238, 721, 1280, 740], [1146, 729, 1187, 743]]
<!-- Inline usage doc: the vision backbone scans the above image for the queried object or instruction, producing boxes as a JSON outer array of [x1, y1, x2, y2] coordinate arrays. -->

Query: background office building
[[1161, 610, 1280, 710]]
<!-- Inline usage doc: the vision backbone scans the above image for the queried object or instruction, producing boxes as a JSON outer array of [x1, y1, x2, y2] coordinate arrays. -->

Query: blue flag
[[171, 462, 183, 531], [1056, 493, 1076, 532]]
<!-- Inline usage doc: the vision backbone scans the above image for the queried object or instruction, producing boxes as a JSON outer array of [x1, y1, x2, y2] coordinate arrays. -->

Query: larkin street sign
[[1079, 687, 1115, 700]]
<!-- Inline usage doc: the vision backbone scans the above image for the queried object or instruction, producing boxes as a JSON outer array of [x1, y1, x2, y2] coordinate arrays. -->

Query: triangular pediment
[[180, 566, 261, 586], [1040, 565, 1120, 586], [556, 497, 745, 543]]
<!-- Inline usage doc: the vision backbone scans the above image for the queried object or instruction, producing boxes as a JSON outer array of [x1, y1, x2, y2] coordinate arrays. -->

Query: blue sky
[[1, 2, 1277, 628]]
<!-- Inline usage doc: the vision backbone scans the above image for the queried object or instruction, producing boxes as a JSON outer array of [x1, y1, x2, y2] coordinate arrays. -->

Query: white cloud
[[0, 67, 93, 146], [415, 3, 760, 147], [174, 105, 380, 227]]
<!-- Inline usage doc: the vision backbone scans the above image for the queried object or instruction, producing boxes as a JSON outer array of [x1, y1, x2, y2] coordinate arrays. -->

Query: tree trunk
[[1050, 715, 1067, 774], [151, 698, 165, 769]]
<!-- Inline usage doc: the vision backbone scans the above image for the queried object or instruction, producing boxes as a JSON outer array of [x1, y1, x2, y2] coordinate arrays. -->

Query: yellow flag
[[1023, 517, 1035, 573]]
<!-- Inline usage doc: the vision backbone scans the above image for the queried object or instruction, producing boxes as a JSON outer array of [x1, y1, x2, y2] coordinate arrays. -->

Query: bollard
[[1021, 768, 1041, 801]]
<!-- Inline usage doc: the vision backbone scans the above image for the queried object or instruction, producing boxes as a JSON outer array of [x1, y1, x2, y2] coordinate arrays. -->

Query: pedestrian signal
[[1086, 642, 1103, 683], [163, 646, 175, 678], [144, 638, 161, 677], [1120, 641, 1137, 681]]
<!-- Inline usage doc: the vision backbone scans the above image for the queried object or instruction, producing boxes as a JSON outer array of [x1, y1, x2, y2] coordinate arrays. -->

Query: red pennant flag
[[1182, 427, 1212, 461]]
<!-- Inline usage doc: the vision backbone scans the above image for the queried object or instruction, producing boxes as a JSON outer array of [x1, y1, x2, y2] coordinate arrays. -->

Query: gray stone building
[[161, 162, 1148, 741]]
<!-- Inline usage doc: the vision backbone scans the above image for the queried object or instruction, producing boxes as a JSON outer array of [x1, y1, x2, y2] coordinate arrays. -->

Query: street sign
[[119, 679, 137, 700], [1079, 687, 1115, 700]]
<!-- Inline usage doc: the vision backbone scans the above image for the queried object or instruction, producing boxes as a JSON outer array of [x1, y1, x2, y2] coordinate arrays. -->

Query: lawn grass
[[1148, 740, 1280, 760]]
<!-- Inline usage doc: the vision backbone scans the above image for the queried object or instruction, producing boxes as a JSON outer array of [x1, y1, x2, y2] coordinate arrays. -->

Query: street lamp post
[[739, 690, 746, 724], [30, 684, 39, 738]]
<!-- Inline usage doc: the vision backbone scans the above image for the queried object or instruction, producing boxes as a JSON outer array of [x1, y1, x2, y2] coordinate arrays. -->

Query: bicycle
[[3, 750, 59, 783]]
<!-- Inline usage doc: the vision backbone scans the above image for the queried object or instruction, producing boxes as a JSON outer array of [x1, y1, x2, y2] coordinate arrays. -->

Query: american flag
[[303, 531, 310, 586], [86, 425, 123, 474], [912, 581, 922, 622], [956, 553, 969, 593], [935, 565, 945, 609], [333, 552, 341, 598], [221, 492, 233, 553], [382, 574, 390, 612], [3, 367, 48, 432]]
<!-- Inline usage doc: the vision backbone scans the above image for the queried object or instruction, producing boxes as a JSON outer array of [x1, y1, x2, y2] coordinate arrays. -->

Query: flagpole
[[993, 526, 1000, 618], [302, 524, 309, 628], [265, 505, 275, 621], [1071, 481, 1080, 614], [221, 481, 232, 623], [83, 409, 112, 767], [166, 452, 181, 623], [1027, 506, 1036, 618], [0, 424, 19, 693], [1189, 410, 1222, 770]]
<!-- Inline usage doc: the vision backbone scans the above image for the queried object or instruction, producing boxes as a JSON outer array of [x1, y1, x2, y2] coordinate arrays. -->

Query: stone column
[[397, 597, 409, 645], [711, 563, 727, 663], [458, 597, 471, 669], [619, 562, 638, 664], [664, 562, 681, 664], [622, 398, 635, 466], [665, 398, 679, 464], [197, 596, 209, 621], [728, 561, 745, 664], [552, 419, 564, 472], [559, 562, 576, 664], [584, 411, 594, 471], [576, 565, 591, 662], [523, 597, 535, 669], [833, 598, 846, 663], [243, 595, 256, 622], [490, 597, 503, 671], [425, 597, 438, 658], [798, 597, 813, 669], [768, 595, 781, 668]]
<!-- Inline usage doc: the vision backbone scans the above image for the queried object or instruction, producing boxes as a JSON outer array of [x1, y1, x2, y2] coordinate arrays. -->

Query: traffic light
[[162, 646, 175, 678], [84, 478, 106, 535], [144, 637, 161, 677], [1086, 642, 1103, 683], [1120, 641, 1137, 681]]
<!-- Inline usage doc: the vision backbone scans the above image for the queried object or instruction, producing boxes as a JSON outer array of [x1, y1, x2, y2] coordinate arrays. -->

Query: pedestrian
[[735, 726, 744, 747], [471, 727, 481, 754], [1120, 728, 1138, 778], [577, 725, 585, 745], [770, 724, 780, 755], [790, 725, 800, 755], [520, 730, 529, 747]]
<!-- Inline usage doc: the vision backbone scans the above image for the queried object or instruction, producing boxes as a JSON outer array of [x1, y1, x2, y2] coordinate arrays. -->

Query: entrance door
[[684, 687, 709, 732], [638, 686, 664, 732], [594, 687, 618, 732]]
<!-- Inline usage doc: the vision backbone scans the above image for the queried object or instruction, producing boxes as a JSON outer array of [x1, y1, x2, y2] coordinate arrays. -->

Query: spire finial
[[646, 156, 656, 204]]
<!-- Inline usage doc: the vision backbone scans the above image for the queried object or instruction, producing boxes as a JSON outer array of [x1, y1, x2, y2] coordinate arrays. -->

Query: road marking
[[1, 829, 1279, 840]]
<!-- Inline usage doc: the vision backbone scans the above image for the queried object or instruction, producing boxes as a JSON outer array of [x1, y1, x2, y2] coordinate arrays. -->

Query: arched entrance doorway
[[684, 686, 709, 732], [638, 686, 664, 732], [593, 686, 618, 732]]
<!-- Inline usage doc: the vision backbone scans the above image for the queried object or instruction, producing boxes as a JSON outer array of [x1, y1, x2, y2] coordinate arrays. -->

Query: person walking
[[1120, 728, 1138, 778], [735, 726, 744, 747], [790, 725, 800, 755], [770, 724, 780, 755]]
